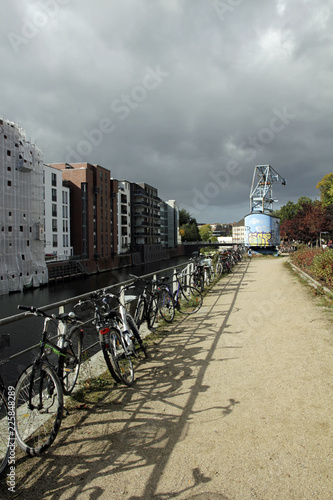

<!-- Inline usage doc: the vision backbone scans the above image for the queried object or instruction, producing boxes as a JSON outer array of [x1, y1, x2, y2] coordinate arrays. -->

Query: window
[[52, 188, 57, 202], [52, 204, 57, 217], [52, 219, 57, 232], [51, 173, 57, 186], [52, 234, 58, 247]]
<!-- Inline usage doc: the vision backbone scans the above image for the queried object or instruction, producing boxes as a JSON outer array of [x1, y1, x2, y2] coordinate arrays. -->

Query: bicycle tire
[[134, 299, 145, 329], [100, 330, 123, 384], [178, 285, 203, 314], [60, 326, 83, 395], [110, 328, 134, 386], [148, 295, 158, 329], [0, 389, 10, 475], [126, 315, 149, 358], [15, 362, 63, 456], [158, 288, 175, 323]]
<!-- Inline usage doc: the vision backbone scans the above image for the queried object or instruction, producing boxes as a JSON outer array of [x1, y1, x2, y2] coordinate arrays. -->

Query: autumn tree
[[179, 209, 201, 242], [199, 224, 213, 242], [316, 173, 333, 207]]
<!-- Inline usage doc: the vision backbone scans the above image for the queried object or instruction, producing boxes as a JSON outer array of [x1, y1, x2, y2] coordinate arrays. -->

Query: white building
[[0, 119, 48, 294], [117, 180, 131, 254], [43, 164, 72, 259]]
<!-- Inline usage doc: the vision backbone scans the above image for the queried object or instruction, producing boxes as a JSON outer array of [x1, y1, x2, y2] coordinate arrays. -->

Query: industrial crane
[[249, 165, 286, 214]]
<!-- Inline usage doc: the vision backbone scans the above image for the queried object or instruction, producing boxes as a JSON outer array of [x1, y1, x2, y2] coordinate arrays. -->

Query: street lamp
[[320, 231, 328, 247]]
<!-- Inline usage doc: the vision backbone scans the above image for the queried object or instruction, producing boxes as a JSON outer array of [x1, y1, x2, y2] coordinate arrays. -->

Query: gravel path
[[1, 257, 332, 499]]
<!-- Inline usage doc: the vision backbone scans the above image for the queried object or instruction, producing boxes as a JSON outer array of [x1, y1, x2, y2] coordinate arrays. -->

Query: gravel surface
[[1, 257, 332, 499]]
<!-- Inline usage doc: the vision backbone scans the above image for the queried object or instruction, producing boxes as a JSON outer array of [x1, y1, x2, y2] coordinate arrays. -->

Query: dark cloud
[[1, 0, 332, 222]]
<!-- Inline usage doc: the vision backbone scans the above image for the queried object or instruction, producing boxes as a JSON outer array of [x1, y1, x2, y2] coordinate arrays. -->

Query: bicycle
[[130, 275, 160, 330], [0, 335, 13, 475], [159, 270, 203, 315], [77, 290, 135, 387], [100, 285, 148, 359], [14, 305, 83, 456]]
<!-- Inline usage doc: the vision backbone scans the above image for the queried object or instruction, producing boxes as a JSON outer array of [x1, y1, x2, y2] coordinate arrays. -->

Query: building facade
[[131, 182, 161, 246], [43, 164, 72, 259], [50, 162, 115, 272], [0, 119, 48, 294], [117, 180, 131, 254]]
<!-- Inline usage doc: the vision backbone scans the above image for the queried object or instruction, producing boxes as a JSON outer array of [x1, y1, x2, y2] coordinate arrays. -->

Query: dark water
[[0, 256, 189, 385]]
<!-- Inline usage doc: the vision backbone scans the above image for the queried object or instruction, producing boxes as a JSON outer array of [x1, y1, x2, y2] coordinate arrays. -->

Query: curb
[[289, 262, 333, 296]]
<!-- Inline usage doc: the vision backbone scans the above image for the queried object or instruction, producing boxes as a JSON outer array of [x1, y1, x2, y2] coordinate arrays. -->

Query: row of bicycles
[[0, 252, 243, 475]]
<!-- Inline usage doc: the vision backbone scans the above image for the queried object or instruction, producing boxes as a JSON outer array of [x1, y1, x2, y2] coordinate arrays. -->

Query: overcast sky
[[2, 0, 332, 223]]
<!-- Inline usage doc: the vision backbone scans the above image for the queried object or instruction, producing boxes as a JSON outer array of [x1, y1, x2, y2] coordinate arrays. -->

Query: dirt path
[[1, 257, 332, 499]]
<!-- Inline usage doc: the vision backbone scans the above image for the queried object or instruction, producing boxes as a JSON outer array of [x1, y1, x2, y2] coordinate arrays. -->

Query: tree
[[316, 173, 333, 207], [199, 224, 213, 242], [179, 209, 201, 242], [281, 200, 330, 243]]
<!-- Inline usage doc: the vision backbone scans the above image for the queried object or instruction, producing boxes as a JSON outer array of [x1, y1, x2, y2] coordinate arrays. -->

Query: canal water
[[0, 256, 189, 385]]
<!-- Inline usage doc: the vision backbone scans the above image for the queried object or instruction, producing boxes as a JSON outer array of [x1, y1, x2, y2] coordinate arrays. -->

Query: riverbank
[[2, 257, 332, 499]]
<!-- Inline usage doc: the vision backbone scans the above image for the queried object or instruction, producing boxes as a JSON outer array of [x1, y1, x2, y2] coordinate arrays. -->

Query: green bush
[[291, 246, 333, 286], [311, 249, 333, 286]]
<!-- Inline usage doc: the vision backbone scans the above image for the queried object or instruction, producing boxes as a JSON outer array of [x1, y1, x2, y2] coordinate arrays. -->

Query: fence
[[0, 260, 194, 384]]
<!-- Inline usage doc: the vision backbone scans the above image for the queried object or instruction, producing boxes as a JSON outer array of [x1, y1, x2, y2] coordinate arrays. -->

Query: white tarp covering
[[0, 119, 48, 294]]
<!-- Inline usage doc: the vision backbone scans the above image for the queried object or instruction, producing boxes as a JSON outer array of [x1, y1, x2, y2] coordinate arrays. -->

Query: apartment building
[[117, 180, 131, 254], [50, 162, 115, 272], [0, 119, 48, 294], [131, 182, 161, 246], [232, 218, 245, 244], [160, 200, 180, 248], [43, 164, 72, 259]]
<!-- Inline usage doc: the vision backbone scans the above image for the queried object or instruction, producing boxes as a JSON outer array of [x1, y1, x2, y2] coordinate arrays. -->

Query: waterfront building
[[232, 218, 245, 245], [0, 119, 48, 294], [117, 180, 132, 254], [131, 182, 162, 262], [50, 162, 116, 273], [160, 200, 180, 248], [43, 164, 72, 260]]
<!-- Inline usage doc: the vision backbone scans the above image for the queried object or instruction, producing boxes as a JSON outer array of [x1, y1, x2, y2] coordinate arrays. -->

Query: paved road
[[2, 257, 332, 499]]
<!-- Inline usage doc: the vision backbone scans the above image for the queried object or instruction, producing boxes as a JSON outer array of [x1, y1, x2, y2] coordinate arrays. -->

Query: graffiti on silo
[[244, 214, 280, 247]]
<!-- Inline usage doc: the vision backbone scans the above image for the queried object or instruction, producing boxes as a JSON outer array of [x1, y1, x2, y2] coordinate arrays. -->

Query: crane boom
[[249, 164, 286, 214]]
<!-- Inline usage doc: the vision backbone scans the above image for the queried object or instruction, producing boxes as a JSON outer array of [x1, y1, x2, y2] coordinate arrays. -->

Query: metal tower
[[249, 165, 286, 214]]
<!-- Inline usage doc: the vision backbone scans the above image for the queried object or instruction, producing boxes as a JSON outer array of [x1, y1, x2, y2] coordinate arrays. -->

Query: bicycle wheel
[[134, 299, 145, 329], [148, 296, 158, 329], [158, 288, 175, 323], [126, 315, 149, 358], [60, 326, 83, 395], [178, 285, 203, 314], [15, 362, 63, 456], [110, 328, 134, 386], [0, 389, 10, 475], [100, 329, 123, 384]]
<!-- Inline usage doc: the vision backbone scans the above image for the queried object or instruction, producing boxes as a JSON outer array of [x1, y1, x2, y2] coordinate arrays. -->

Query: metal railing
[[0, 261, 194, 366]]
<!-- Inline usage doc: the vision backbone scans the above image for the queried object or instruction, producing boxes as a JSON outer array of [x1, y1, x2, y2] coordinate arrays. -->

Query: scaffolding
[[0, 119, 48, 294]]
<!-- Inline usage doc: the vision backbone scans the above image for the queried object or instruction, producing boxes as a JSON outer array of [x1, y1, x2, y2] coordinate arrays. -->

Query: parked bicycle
[[158, 269, 203, 315], [76, 289, 136, 387], [130, 275, 160, 330], [14, 305, 83, 456]]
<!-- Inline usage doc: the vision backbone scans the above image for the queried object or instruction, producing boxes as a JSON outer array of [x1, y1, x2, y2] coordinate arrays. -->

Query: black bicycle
[[77, 290, 135, 387], [130, 275, 160, 330], [14, 306, 83, 456]]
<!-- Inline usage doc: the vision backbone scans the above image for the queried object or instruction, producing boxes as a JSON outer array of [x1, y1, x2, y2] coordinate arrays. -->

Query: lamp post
[[320, 231, 328, 247]]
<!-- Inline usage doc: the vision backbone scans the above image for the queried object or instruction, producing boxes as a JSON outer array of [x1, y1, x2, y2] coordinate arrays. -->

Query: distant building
[[43, 164, 72, 259], [232, 218, 245, 244], [160, 200, 179, 248], [0, 119, 48, 294], [50, 162, 115, 272], [117, 180, 131, 254], [131, 182, 161, 246]]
